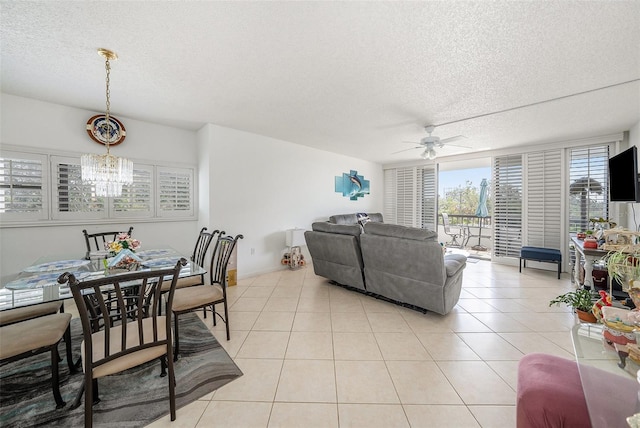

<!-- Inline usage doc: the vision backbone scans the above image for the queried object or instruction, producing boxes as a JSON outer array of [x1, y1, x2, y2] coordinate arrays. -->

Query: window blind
[[112, 165, 154, 218], [568, 145, 609, 233], [383, 169, 397, 224], [493, 155, 523, 258], [53, 157, 105, 219], [0, 152, 47, 221], [157, 167, 194, 217], [524, 150, 562, 249], [420, 166, 437, 230], [383, 166, 436, 229]]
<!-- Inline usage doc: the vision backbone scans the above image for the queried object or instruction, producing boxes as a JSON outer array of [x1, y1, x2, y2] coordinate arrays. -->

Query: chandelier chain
[[105, 57, 111, 152]]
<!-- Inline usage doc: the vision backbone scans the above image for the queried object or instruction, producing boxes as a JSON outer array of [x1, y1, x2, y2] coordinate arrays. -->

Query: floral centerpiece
[[105, 233, 142, 271], [106, 233, 141, 256]]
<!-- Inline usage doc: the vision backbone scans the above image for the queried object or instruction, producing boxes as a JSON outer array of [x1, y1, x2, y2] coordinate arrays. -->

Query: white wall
[[0, 94, 200, 282], [628, 120, 640, 231], [199, 124, 383, 278], [1, 94, 383, 282]]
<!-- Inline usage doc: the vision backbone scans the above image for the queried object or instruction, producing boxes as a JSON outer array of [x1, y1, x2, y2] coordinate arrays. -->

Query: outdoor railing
[[439, 214, 492, 229]]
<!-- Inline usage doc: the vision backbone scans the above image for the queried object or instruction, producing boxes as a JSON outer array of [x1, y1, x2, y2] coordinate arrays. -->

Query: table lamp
[[285, 228, 306, 270]]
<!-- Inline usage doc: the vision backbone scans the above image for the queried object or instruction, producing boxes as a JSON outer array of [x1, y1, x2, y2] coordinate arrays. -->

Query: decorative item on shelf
[[576, 231, 586, 240], [284, 228, 306, 270], [602, 228, 640, 252], [81, 48, 133, 198], [549, 288, 598, 323], [606, 247, 640, 308]]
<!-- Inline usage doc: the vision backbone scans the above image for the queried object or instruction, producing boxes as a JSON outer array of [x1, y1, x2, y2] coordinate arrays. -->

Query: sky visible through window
[[439, 167, 490, 196]]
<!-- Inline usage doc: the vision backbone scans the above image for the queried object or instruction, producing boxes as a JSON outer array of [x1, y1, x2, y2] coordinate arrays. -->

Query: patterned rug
[[0, 312, 243, 427]]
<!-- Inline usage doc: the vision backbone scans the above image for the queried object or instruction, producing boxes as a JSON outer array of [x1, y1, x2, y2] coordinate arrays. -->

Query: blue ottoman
[[519, 246, 562, 279]]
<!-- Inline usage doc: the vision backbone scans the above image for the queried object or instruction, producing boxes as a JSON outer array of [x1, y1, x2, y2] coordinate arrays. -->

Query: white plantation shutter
[[569, 145, 609, 233], [420, 166, 437, 230], [383, 166, 437, 229], [524, 150, 563, 249], [112, 165, 154, 218], [0, 151, 47, 221], [493, 155, 523, 258], [52, 156, 106, 220], [383, 169, 397, 224], [157, 166, 194, 217]]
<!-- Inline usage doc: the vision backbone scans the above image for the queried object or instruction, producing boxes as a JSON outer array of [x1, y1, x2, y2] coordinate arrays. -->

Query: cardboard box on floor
[[226, 244, 237, 286]]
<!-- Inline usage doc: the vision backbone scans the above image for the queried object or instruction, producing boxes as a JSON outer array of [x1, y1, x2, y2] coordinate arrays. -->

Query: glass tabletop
[[571, 322, 640, 427], [0, 248, 205, 311]]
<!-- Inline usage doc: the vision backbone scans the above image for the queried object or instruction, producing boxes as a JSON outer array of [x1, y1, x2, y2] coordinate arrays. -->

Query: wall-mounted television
[[609, 146, 640, 202]]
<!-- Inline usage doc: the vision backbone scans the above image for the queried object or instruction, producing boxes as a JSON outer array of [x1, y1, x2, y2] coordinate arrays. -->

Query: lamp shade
[[286, 228, 306, 247]]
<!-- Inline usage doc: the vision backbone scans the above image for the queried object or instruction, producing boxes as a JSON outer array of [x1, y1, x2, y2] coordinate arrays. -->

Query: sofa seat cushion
[[364, 222, 437, 241]]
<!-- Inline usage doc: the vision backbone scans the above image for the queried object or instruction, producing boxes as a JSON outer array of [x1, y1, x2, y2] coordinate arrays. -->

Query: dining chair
[[172, 233, 243, 359], [161, 227, 220, 293], [0, 311, 76, 409], [83, 226, 134, 258], [442, 213, 470, 248], [59, 258, 187, 428]]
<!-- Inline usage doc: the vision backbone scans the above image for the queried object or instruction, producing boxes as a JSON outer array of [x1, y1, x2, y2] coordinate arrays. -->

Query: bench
[[519, 246, 561, 279]]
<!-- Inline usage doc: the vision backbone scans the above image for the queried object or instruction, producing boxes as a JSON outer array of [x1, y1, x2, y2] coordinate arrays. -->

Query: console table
[[571, 234, 608, 290]]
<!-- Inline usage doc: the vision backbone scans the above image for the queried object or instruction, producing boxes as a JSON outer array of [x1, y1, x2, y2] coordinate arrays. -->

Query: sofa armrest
[[444, 254, 467, 277]]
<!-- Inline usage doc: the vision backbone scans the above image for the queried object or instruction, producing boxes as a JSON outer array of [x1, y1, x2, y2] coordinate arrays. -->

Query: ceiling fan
[[394, 125, 469, 160]]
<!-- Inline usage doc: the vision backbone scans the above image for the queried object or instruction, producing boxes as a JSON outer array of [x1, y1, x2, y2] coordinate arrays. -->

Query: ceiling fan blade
[[392, 146, 422, 154], [445, 142, 472, 149], [439, 135, 467, 145]]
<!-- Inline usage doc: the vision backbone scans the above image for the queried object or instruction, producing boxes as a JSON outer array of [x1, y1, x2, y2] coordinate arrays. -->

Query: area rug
[[0, 312, 243, 427]]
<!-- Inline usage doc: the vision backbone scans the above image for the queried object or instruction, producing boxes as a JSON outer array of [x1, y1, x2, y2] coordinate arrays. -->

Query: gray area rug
[[0, 312, 243, 427]]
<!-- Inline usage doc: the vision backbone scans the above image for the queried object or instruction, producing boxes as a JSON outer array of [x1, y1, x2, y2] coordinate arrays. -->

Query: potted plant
[[606, 248, 640, 308], [549, 288, 597, 322]]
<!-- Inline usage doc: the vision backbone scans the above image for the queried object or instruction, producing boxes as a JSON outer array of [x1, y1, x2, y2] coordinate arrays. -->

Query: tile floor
[[148, 260, 578, 428]]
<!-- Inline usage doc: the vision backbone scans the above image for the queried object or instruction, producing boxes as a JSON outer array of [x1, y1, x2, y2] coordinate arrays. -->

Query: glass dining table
[[0, 248, 204, 312]]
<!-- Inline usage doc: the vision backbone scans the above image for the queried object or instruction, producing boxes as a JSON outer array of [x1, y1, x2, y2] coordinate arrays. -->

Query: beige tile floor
[[148, 260, 578, 428]]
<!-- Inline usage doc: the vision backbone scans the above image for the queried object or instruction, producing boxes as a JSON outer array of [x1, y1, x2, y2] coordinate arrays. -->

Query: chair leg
[[50, 345, 66, 409], [173, 313, 180, 361], [167, 348, 177, 421], [84, 373, 94, 428], [159, 356, 167, 377], [63, 324, 77, 373], [212, 303, 217, 326], [223, 301, 230, 341]]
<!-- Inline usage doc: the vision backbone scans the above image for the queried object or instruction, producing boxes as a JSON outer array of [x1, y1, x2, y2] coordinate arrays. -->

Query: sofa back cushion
[[311, 221, 361, 236], [329, 212, 383, 225], [363, 222, 437, 241]]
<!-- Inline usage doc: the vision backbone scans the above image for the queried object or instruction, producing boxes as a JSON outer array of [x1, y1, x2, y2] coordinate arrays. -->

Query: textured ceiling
[[1, 1, 639, 164]]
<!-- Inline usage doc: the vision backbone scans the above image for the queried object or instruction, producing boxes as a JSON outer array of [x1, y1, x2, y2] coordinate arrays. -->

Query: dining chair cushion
[[81, 317, 169, 379], [161, 275, 202, 292], [0, 313, 72, 360], [0, 301, 63, 326], [171, 285, 223, 313]]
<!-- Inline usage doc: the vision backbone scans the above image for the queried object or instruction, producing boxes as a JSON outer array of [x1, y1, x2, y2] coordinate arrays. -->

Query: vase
[[576, 309, 597, 323]]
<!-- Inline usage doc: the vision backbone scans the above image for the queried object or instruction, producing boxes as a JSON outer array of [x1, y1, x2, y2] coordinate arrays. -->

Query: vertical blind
[[158, 167, 194, 217], [112, 166, 153, 216], [493, 155, 523, 258]]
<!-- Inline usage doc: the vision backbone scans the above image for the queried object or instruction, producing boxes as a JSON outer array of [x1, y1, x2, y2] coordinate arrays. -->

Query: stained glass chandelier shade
[[81, 49, 133, 197]]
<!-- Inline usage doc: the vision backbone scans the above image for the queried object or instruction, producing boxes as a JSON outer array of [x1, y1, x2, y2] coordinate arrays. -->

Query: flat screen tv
[[609, 146, 640, 202]]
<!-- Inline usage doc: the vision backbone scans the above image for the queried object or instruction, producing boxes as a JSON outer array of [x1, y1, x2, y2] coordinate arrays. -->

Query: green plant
[[549, 288, 593, 312], [606, 249, 640, 288]]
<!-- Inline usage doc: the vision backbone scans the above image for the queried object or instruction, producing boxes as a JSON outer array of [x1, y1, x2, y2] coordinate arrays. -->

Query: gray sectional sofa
[[304, 213, 467, 315]]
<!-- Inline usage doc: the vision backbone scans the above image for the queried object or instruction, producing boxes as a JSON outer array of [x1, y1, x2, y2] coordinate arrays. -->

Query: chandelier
[[81, 48, 133, 197]]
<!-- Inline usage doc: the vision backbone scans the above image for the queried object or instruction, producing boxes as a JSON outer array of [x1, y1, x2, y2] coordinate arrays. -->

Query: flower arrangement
[[106, 233, 141, 255]]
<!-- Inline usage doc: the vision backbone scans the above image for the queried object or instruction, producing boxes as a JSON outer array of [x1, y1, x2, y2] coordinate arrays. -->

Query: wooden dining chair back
[[162, 227, 221, 292], [0, 311, 75, 409], [172, 233, 243, 358], [83, 226, 134, 257], [59, 258, 186, 428]]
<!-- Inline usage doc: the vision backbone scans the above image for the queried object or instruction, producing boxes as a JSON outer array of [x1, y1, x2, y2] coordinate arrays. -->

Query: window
[[157, 166, 195, 218], [493, 155, 523, 258], [569, 145, 609, 233], [0, 151, 47, 221]]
